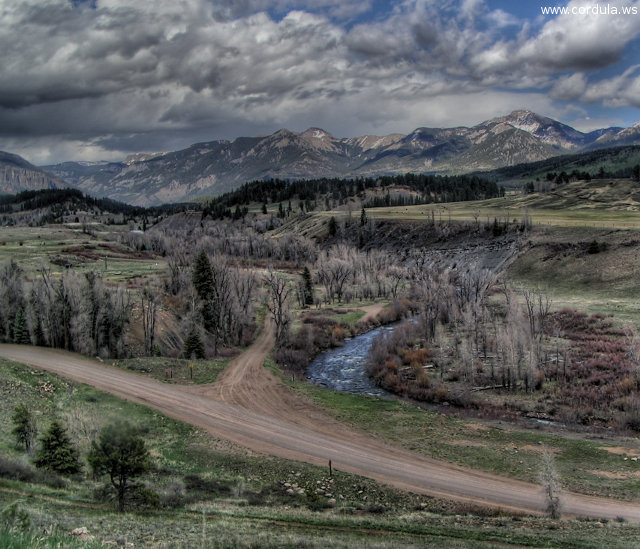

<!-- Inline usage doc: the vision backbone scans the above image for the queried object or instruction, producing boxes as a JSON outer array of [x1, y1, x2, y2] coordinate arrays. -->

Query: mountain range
[[2, 110, 640, 206]]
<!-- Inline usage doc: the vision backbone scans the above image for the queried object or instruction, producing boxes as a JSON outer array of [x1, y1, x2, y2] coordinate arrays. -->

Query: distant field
[[322, 179, 640, 229], [0, 224, 165, 282]]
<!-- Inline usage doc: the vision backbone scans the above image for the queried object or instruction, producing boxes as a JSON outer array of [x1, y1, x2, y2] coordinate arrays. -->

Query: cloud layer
[[1, 0, 639, 164]]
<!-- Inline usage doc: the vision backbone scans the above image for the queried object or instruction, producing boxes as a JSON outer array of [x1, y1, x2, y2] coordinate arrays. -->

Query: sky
[[1, 0, 640, 165]]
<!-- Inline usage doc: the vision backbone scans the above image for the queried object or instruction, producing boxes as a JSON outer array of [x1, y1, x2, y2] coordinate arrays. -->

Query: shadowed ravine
[[2, 324, 640, 522]]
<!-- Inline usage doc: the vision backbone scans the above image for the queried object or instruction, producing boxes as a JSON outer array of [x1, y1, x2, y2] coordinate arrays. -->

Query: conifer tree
[[183, 324, 205, 359], [88, 421, 151, 513], [301, 266, 314, 307], [11, 403, 37, 454], [192, 250, 214, 301], [34, 419, 81, 475], [12, 306, 30, 344], [328, 216, 337, 237]]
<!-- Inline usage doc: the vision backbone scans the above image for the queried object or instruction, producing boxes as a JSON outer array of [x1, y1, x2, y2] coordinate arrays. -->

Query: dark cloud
[[0, 0, 638, 164]]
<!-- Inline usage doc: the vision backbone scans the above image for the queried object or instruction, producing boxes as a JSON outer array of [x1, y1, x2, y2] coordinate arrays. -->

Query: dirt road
[[2, 327, 640, 521]]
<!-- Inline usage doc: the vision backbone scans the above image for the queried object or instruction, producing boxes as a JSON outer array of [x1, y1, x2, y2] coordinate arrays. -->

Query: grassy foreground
[[1, 356, 640, 547]]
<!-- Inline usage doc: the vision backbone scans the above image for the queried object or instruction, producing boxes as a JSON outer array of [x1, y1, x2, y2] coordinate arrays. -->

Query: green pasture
[[0, 224, 165, 283]]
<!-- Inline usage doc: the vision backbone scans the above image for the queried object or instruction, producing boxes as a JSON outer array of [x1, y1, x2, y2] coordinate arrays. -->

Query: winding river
[[306, 324, 395, 397]]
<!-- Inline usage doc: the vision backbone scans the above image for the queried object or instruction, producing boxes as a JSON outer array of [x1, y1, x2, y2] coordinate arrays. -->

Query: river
[[305, 323, 395, 397]]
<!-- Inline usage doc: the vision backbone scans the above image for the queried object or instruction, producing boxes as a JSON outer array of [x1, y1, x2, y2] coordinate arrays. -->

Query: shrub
[[434, 384, 449, 402], [161, 480, 186, 508], [0, 502, 31, 532], [0, 457, 66, 489]]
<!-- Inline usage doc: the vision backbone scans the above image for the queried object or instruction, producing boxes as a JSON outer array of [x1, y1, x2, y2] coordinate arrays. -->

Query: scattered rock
[[72, 528, 89, 536]]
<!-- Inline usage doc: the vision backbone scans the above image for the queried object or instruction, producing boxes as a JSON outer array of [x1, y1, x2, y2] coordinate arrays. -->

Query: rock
[[284, 482, 291, 488], [286, 489, 295, 495], [327, 499, 337, 506], [72, 527, 89, 536], [315, 489, 325, 495]]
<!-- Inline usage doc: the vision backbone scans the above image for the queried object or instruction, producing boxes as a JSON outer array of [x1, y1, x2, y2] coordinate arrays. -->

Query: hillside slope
[[0, 151, 63, 195]]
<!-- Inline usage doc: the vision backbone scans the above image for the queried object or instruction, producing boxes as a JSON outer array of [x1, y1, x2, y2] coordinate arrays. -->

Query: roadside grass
[[108, 357, 231, 385], [324, 309, 366, 326], [291, 383, 640, 501], [4, 492, 640, 549]]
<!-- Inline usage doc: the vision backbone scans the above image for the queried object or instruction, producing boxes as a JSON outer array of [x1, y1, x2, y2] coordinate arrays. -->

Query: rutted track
[[2, 328, 640, 521]]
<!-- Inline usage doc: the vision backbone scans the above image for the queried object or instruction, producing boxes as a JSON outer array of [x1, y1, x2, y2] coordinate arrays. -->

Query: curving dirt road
[[2, 323, 640, 521]]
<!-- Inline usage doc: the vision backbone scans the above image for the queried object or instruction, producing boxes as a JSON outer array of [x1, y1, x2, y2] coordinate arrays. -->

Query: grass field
[[0, 224, 165, 283], [315, 179, 640, 229]]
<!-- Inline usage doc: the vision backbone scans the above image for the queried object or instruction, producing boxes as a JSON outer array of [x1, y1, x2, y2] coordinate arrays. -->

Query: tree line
[[0, 188, 197, 220], [0, 261, 130, 357], [203, 173, 503, 219]]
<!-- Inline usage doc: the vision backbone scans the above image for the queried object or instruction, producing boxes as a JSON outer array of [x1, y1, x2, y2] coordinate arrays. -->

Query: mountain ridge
[[2, 111, 639, 206]]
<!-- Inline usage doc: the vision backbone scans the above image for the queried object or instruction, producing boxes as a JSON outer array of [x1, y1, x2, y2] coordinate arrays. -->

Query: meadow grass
[[317, 179, 640, 229], [108, 357, 231, 385], [0, 224, 166, 283]]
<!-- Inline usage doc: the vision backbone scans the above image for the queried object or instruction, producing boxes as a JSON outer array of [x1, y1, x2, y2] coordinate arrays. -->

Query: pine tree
[[192, 250, 214, 301], [88, 421, 151, 513], [183, 324, 205, 359], [328, 216, 337, 237], [12, 306, 30, 345], [301, 267, 314, 307], [11, 403, 37, 454], [34, 419, 81, 475], [360, 207, 367, 227]]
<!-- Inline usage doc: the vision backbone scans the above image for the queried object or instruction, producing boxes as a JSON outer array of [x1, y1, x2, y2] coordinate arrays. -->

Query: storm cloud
[[1, 0, 639, 164]]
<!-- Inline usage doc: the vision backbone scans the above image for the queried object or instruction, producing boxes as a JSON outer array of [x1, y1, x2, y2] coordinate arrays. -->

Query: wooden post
[[329, 460, 332, 477], [189, 363, 193, 379]]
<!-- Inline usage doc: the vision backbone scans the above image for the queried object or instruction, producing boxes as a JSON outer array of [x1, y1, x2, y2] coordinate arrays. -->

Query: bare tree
[[264, 269, 292, 347], [539, 448, 561, 519], [166, 247, 189, 295], [139, 279, 160, 356], [626, 328, 640, 388], [523, 289, 553, 360]]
